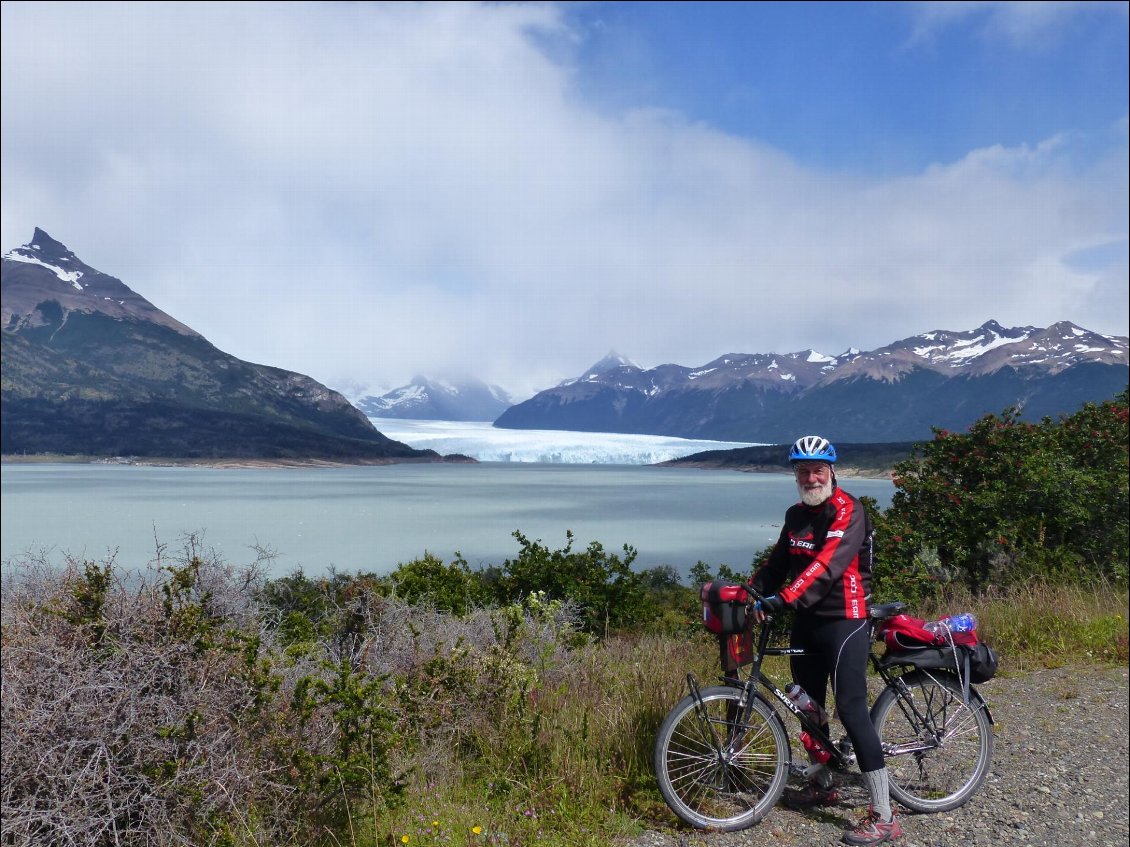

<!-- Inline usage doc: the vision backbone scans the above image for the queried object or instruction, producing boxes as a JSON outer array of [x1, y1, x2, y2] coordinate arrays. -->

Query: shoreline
[[657, 460, 895, 480], [2, 454, 893, 477], [0, 454, 477, 469]]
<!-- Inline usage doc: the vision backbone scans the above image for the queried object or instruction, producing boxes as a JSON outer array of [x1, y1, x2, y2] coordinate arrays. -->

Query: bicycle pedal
[[788, 761, 810, 778]]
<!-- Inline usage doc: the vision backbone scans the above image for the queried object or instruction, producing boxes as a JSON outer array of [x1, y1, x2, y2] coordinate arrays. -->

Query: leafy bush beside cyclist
[[871, 395, 1129, 600]]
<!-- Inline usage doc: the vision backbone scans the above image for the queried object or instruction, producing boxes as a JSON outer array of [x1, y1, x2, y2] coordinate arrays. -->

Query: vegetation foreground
[[2, 397, 1127, 846]]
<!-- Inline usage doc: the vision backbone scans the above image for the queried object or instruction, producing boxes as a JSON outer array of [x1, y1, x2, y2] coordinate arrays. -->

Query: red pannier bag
[[877, 613, 999, 683], [878, 613, 982, 651], [877, 613, 945, 651]]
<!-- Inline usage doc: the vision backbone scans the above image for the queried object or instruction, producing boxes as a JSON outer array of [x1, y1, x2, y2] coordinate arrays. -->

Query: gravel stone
[[622, 664, 1128, 847]]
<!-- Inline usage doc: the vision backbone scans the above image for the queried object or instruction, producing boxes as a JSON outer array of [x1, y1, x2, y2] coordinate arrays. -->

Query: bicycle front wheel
[[654, 686, 789, 831], [872, 670, 993, 813]]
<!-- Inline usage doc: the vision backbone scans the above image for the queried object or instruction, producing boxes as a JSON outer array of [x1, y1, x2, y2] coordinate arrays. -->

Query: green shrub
[[873, 394, 1129, 597], [388, 551, 490, 615], [491, 530, 647, 637]]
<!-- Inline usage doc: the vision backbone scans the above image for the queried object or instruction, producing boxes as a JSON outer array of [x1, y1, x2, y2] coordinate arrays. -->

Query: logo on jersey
[[847, 572, 861, 617]]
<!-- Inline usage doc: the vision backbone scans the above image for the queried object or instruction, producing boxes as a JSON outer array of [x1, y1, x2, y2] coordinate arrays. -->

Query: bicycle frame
[[658, 601, 995, 829], [701, 609, 980, 770], [743, 612, 851, 770]]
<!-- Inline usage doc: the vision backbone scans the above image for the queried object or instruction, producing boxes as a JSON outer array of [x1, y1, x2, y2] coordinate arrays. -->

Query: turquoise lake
[[1, 462, 894, 578]]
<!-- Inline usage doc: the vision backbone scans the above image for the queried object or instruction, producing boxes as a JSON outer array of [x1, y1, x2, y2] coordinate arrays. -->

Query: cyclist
[[750, 435, 903, 845]]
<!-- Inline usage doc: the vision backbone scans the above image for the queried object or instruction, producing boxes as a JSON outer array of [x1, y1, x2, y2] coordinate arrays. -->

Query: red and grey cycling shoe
[[782, 782, 840, 808], [841, 807, 903, 844]]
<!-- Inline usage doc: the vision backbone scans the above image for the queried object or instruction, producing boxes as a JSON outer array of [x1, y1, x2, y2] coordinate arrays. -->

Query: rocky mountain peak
[[4, 229, 88, 289], [586, 350, 640, 376], [3, 228, 200, 337], [354, 373, 513, 422], [495, 319, 1128, 442], [29, 227, 76, 260]]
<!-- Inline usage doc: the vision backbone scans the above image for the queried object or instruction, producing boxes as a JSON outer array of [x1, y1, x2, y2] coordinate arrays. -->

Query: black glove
[[757, 594, 785, 614]]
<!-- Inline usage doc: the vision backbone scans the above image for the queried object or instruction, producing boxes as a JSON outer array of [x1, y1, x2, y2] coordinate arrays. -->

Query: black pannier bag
[[967, 641, 999, 683], [878, 645, 959, 673], [878, 641, 999, 684], [701, 580, 750, 635]]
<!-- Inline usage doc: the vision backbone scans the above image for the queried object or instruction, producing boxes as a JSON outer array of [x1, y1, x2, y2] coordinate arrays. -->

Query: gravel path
[[623, 664, 1129, 847]]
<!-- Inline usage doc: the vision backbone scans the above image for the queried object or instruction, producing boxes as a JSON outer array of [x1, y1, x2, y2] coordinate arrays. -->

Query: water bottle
[[800, 731, 831, 764], [949, 613, 977, 633], [785, 683, 829, 725], [933, 613, 977, 634], [798, 731, 834, 787]]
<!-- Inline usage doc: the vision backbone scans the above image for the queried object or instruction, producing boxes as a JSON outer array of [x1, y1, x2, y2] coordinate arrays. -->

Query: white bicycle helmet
[[789, 435, 837, 464]]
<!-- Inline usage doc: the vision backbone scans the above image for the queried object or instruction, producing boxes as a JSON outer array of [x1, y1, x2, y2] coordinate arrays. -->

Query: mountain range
[[494, 324, 1128, 443], [353, 352, 638, 423], [356, 375, 512, 422], [5, 229, 1126, 458], [1, 229, 453, 462]]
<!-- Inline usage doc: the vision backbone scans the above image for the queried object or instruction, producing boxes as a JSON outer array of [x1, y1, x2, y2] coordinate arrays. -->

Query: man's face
[[794, 461, 833, 506]]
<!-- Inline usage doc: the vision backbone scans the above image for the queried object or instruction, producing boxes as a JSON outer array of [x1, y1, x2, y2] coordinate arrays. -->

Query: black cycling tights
[[789, 615, 885, 773]]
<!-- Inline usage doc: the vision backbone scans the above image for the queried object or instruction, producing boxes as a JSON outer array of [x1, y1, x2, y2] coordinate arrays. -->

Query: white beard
[[797, 478, 834, 507]]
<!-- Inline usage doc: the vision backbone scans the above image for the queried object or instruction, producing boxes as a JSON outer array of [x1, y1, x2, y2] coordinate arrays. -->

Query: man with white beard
[[749, 435, 902, 845]]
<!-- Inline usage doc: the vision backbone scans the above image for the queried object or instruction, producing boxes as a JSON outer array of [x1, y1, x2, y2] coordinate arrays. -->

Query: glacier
[[369, 418, 761, 464]]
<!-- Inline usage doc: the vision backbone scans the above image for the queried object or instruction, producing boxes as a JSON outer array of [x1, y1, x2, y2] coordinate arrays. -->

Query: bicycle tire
[[871, 670, 993, 813], [654, 686, 789, 831]]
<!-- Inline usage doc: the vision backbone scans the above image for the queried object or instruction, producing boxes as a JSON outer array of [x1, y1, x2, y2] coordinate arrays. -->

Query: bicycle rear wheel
[[871, 670, 993, 813], [654, 686, 789, 831]]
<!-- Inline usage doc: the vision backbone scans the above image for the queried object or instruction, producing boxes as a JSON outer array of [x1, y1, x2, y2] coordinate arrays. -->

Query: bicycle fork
[[686, 673, 749, 766]]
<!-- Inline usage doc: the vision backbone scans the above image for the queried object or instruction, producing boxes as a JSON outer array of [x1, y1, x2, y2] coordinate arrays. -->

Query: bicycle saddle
[[869, 601, 907, 620]]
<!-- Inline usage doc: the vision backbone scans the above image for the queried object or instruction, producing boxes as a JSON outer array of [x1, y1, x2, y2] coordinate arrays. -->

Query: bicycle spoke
[[655, 687, 788, 830], [873, 671, 993, 813]]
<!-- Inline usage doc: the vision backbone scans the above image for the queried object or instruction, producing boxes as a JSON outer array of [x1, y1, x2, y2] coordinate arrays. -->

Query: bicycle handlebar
[[743, 587, 907, 622]]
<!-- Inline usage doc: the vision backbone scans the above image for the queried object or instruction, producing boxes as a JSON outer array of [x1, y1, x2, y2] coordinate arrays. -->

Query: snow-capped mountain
[[494, 321, 1128, 443], [2, 228, 201, 338], [825, 319, 1126, 382], [1, 229, 444, 462], [355, 375, 512, 422], [561, 350, 642, 385], [563, 349, 866, 397]]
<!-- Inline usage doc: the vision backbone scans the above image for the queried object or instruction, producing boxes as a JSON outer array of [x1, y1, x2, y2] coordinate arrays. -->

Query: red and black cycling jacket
[[749, 487, 873, 620]]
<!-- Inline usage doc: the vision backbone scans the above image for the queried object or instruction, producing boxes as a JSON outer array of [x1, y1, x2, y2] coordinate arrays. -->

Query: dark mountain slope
[[495, 324, 1128, 443], [1, 229, 446, 462]]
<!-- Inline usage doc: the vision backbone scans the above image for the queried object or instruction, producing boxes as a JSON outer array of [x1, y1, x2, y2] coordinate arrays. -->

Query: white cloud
[[2, 2, 1126, 400], [904, 1, 1128, 49]]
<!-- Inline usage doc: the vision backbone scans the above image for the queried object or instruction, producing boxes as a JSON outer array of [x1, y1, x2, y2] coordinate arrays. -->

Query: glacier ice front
[[368, 419, 761, 464]]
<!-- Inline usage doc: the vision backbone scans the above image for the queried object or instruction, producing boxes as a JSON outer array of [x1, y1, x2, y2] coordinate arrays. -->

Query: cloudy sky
[[2, 1, 1127, 400]]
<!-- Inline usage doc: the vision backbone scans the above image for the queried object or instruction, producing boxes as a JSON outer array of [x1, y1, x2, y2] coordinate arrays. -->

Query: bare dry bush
[[316, 582, 590, 788], [2, 541, 596, 846], [0, 539, 308, 846]]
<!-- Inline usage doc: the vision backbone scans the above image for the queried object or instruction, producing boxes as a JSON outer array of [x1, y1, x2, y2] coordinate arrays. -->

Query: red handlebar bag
[[701, 580, 749, 635]]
